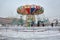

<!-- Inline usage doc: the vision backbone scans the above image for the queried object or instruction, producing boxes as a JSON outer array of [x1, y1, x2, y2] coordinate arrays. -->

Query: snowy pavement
[[0, 26, 60, 40]]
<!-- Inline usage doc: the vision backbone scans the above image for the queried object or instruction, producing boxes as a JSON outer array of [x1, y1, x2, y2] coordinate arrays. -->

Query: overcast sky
[[0, 0, 60, 18]]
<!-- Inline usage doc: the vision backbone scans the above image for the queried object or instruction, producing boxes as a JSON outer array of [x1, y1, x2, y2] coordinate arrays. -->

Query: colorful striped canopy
[[17, 5, 44, 15]]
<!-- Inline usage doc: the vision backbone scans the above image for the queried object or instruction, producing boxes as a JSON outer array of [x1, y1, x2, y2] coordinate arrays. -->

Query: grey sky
[[0, 0, 60, 18]]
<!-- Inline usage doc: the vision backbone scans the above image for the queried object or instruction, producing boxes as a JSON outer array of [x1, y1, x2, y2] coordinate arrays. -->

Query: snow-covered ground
[[0, 26, 60, 40]]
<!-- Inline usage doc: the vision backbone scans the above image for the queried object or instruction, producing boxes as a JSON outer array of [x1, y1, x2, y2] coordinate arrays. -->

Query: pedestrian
[[51, 23, 54, 27], [42, 23, 45, 27], [37, 21, 40, 27], [55, 20, 58, 26]]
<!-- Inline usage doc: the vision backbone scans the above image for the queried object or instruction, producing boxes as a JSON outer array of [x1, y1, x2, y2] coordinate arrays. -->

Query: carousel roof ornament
[[17, 5, 44, 15]]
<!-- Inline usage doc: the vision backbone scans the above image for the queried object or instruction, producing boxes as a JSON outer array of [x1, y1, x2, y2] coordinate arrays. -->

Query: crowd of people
[[30, 19, 59, 27]]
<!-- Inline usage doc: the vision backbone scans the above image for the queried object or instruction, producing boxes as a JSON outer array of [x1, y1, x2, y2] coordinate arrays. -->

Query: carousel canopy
[[17, 5, 44, 15]]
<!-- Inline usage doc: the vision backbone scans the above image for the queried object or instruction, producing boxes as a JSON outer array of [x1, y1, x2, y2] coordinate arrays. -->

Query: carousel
[[17, 5, 44, 27]]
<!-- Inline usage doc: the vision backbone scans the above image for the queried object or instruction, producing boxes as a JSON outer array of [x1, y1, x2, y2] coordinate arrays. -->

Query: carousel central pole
[[26, 15, 35, 27]]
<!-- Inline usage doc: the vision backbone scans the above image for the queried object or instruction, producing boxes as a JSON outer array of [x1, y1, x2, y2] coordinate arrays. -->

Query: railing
[[0, 26, 60, 32]]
